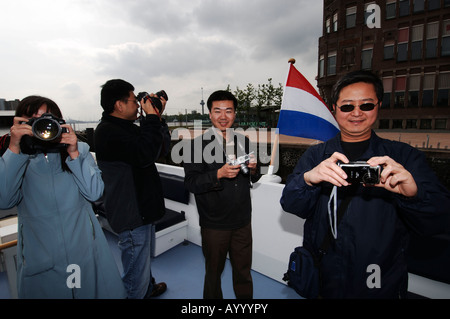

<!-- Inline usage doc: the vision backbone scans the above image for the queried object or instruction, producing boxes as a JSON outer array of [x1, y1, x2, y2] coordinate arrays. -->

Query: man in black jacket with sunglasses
[[281, 70, 450, 298]]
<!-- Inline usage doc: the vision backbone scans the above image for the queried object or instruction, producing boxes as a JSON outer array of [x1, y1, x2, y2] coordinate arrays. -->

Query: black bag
[[283, 189, 353, 298], [283, 246, 319, 299]]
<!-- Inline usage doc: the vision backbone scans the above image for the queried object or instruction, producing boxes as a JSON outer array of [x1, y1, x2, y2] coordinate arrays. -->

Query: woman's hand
[[61, 124, 79, 160], [8, 117, 33, 154]]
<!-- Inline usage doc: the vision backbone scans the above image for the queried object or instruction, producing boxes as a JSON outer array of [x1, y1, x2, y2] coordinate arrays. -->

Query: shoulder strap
[[318, 192, 352, 259]]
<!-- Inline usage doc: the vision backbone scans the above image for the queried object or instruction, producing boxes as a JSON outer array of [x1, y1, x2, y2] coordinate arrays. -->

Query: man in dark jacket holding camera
[[94, 79, 170, 299], [281, 70, 450, 298], [184, 90, 260, 299]]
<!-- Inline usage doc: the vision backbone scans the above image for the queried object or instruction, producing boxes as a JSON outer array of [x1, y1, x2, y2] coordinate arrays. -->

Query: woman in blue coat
[[0, 96, 126, 298]]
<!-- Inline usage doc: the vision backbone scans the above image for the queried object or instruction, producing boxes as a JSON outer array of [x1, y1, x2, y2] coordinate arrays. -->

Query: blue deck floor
[[0, 229, 300, 300]]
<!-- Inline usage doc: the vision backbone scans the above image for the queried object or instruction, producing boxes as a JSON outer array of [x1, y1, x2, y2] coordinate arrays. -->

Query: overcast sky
[[1, 0, 323, 121]]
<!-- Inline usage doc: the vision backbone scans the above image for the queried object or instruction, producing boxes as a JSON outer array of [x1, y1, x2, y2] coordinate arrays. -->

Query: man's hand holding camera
[[305, 152, 417, 198], [367, 156, 417, 197], [217, 153, 257, 180], [218, 163, 241, 179], [304, 152, 350, 187], [137, 91, 167, 119], [140, 93, 165, 116]]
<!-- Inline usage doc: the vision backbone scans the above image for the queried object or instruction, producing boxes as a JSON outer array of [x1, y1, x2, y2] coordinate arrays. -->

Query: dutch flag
[[277, 62, 340, 141]]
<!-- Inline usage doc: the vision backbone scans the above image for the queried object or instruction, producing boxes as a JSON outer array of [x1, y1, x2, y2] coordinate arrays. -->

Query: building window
[[319, 55, 325, 78], [395, 76, 406, 108], [435, 119, 447, 129], [426, 22, 439, 58], [333, 12, 338, 32], [413, 0, 425, 12], [408, 75, 421, 108], [326, 17, 331, 33], [411, 25, 423, 60], [342, 47, 355, 67], [382, 77, 393, 109], [346, 6, 356, 28], [327, 51, 337, 75], [446, 0, 450, 7], [422, 74, 435, 107], [386, 0, 396, 19], [399, 0, 410, 17], [420, 119, 432, 129], [393, 119, 403, 129], [442, 20, 450, 57], [398, 28, 409, 62], [384, 41, 395, 59], [406, 119, 418, 129], [361, 47, 373, 70], [428, 0, 441, 10], [379, 119, 390, 129], [437, 72, 450, 107]]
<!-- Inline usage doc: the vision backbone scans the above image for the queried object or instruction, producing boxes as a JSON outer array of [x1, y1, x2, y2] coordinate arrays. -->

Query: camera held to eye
[[20, 113, 68, 155], [228, 152, 254, 175], [338, 161, 381, 185], [136, 90, 168, 113]]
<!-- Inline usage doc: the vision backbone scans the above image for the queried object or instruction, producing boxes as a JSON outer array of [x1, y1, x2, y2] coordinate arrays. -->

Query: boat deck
[[0, 229, 300, 300]]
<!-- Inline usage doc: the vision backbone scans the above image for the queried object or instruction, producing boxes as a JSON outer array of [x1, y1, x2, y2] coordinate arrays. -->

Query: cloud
[[0, 0, 323, 120], [93, 36, 242, 81]]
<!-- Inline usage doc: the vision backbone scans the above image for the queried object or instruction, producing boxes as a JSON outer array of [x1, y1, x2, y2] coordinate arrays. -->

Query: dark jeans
[[201, 222, 253, 299]]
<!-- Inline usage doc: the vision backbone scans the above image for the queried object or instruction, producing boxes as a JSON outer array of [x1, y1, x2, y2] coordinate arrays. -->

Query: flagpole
[[267, 133, 279, 175], [259, 58, 295, 183]]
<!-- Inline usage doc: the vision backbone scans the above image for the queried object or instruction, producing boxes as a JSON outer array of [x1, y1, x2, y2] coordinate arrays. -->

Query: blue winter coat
[[0, 142, 126, 299], [280, 132, 450, 298]]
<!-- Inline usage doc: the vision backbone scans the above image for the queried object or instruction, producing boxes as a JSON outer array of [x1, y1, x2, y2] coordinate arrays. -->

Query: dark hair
[[100, 79, 135, 114], [331, 70, 384, 106], [16, 95, 70, 171], [206, 90, 237, 112], [15, 95, 63, 118]]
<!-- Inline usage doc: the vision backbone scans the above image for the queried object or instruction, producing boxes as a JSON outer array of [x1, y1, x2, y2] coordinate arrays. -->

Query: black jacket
[[281, 132, 450, 298], [94, 113, 170, 233], [183, 129, 260, 230]]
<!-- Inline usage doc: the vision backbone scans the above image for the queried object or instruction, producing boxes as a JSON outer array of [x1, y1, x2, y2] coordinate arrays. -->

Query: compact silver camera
[[228, 152, 254, 174], [338, 161, 381, 185]]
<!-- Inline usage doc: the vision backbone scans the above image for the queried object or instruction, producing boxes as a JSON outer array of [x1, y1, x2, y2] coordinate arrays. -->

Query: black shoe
[[149, 282, 167, 297]]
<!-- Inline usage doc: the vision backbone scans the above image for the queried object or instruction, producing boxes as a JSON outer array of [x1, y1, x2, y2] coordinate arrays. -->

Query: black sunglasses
[[337, 102, 378, 112]]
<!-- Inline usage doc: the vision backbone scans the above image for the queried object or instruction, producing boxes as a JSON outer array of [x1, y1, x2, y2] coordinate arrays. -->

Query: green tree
[[228, 78, 283, 127]]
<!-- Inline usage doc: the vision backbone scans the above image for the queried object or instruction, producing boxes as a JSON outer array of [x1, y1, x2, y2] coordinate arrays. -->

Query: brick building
[[318, 0, 450, 130]]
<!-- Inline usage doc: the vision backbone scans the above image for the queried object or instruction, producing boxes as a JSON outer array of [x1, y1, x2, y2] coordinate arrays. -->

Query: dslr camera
[[20, 113, 68, 154], [228, 152, 254, 174], [136, 90, 168, 113], [338, 161, 381, 185]]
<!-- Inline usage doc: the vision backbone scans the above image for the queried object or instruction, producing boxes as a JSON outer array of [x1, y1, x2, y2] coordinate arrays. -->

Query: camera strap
[[326, 185, 353, 240], [328, 186, 338, 239]]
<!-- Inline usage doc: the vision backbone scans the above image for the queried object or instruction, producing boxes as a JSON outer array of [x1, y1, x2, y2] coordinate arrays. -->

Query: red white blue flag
[[277, 63, 339, 141]]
